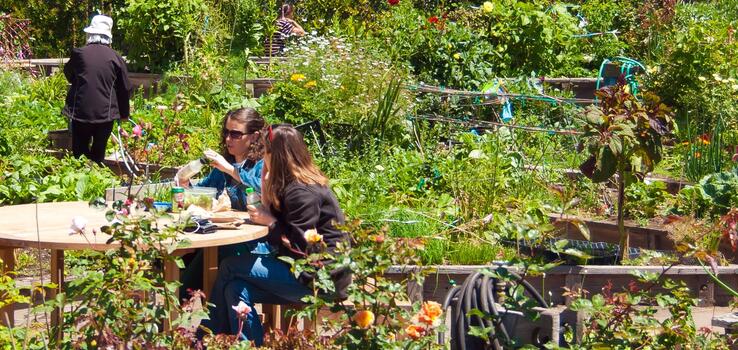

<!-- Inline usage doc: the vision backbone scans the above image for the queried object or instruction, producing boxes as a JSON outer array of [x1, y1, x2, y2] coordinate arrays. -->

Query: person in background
[[178, 108, 266, 298], [204, 124, 351, 346], [265, 4, 305, 56], [63, 14, 132, 163]]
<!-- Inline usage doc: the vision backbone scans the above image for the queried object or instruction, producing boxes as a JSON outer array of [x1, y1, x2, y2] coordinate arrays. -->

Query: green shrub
[[117, 0, 208, 72]]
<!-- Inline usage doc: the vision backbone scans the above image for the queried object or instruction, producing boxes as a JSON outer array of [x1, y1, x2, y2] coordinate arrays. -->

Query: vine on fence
[[0, 14, 32, 64]]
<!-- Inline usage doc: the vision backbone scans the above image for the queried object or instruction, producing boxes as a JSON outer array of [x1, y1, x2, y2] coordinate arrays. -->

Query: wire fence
[[0, 14, 32, 64]]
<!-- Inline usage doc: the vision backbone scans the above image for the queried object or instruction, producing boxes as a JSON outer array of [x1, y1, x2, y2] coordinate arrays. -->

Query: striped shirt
[[265, 19, 295, 56]]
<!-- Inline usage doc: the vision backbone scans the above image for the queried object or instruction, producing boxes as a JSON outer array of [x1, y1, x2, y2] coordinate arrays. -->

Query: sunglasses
[[224, 129, 251, 139]]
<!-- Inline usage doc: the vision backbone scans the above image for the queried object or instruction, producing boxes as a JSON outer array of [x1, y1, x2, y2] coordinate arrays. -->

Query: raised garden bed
[[386, 264, 738, 307], [526, 165, 691, 195], [101, 155, 178, 180], [551, 213, 672, 251], [243, 78, 275, 98], [47, 129, 72, 151]]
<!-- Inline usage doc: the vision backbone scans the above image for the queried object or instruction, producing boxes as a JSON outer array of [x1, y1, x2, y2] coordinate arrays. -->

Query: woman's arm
[[238, 160, 263, 192], [286, 18, 306, 36], [63, 49, 79, 82], [114, 55, 133, 120]]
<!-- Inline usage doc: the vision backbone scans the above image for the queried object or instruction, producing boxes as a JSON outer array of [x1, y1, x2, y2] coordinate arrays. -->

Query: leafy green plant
[[51, 202, 209, 348], [0, 154, 117, 205], [260, 34, 412, 142], [673, 167, 738, 218], [563, 271, 729, 349], [279, 220, 443, 350], [578, 80, 674, 260], [117, 0, 208, 72], [624, 181, 670, 221]]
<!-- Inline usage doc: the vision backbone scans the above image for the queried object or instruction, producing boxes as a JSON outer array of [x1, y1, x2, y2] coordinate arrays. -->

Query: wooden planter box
[[128, 72, 164, 98], [551, 214, 671, 250], [105, 181, 174, 201], [243, 78, 275, 98], [101, 156, 179, 180], [249, 56, 288, 66], [47, 129, 72, 151], [541, 77, 598, 100], [386, 264, 738, 307], [525, 165, 691, 195], [551, 213, 738, 262]]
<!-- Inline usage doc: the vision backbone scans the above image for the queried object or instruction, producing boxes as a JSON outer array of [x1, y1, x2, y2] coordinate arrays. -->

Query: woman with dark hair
[[265, 4, 306, 56], [63, 15, 132, 163], [205, 124, 350, 345], [177, 108, 265, 210], [178, 108, 266, 297]]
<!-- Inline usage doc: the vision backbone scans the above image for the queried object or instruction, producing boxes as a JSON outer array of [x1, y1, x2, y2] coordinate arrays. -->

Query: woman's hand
[[204, 149, 237, 179], [247, 205, 276, 226]]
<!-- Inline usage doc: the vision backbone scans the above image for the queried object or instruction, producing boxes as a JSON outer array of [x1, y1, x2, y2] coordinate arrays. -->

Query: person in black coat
[[62, 15, 132, 163], [205, 124, 351, 345]]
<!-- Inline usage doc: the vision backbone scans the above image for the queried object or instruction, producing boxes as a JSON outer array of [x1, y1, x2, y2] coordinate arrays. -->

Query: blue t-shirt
[[196, 159, 263, 211]]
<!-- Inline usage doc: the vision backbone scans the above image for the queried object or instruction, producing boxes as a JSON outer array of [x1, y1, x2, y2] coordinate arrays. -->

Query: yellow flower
[[304, 229, 323, 244], [290, 73, 306, 82], [354, 310, 375, 329], [482, 1, 494, 13], [304, 80, 317, 88], [453, 53, 461, 60]]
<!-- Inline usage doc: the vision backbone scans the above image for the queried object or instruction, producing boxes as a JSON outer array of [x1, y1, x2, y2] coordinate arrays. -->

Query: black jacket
[[268, 182, 351, 299], [62, 44, 132, 123]]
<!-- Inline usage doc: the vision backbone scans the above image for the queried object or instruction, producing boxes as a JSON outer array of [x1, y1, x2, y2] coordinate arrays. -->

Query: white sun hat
[[83, 15, 113, 38]]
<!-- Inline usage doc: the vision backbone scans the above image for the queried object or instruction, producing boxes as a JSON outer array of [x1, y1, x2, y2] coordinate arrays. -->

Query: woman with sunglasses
[[177, 108, 265, 209], [178, 108, 266, 297], [205, 124, 350, 345]]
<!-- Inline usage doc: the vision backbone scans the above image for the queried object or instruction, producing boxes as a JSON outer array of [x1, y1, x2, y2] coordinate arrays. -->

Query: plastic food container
[[184, 187, 218, 209], [153, 201, 173, 212]]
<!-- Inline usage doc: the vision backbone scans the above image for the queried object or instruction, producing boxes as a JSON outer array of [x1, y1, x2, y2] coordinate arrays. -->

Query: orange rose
[[417, 301, 443, 326], [354, 310, 375, 329], [421, 301, 442, 319], [405, 324, 425, 340]]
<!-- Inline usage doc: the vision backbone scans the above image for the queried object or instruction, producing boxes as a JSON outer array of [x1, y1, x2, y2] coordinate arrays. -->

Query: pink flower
[[132, 125, 143, 138], [232, 301, 251, 320]]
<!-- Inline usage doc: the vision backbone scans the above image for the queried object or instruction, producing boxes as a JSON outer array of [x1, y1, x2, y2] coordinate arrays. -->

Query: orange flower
[[695, 152, 702, 159], [405, 324, 425, 339], [418, 301, 442, 326], [354, 310, 375, 329]]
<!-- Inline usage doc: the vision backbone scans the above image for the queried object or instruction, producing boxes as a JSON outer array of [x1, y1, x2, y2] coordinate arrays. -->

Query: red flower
[[388, 0, 399, 5], [428, 16, 439, 24]]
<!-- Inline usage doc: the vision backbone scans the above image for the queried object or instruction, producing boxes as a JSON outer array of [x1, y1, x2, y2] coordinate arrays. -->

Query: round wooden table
[[0, 201, 268, 327]]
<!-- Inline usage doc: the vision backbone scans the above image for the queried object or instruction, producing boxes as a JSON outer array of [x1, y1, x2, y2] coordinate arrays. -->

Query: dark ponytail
[[279, 4, 293, 19]]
